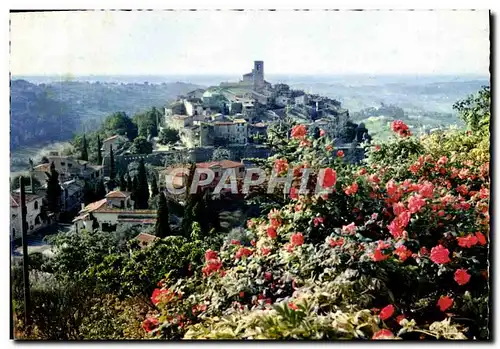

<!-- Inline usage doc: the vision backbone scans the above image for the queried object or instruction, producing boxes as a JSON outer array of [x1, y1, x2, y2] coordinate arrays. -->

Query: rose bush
[[142, 88, 489, 340]]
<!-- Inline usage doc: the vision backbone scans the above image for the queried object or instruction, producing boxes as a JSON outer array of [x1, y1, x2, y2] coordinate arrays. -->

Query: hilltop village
[[10, 61, 371, 242]]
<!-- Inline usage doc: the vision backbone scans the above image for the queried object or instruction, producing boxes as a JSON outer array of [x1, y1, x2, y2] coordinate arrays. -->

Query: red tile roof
[[80, 198, 107, 213], [105, 190, 131, 199], [135, 232, 159, 247], [10, 193, 42, 207], [197, 160, 243, 169]]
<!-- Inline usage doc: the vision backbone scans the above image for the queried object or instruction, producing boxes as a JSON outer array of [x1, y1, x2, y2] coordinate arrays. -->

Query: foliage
[[151, 176, 159, 197], [10, 175, 41, 191], [155, 193, 172, 238], [80, 134, 89, 161], [142, 89, 490, 340], [131, 136, 153, 155], [96, 134, 103, 165], [102, 112, 138, 141], [158, 128, 180, 145], [212, 148, 232, 161], [134, 159, 150, 209], [45, 162, 61, 214], [133, 107, 161, 138]]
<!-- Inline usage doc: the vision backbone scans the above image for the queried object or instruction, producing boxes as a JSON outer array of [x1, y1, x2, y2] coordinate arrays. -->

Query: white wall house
[[10, 193, 44, 239]]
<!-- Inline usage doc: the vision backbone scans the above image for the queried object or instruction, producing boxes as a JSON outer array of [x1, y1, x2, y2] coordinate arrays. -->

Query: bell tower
[[253, 60, 264, 91]]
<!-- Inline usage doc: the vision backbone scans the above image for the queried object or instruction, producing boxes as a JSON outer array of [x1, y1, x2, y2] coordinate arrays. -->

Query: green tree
[[453, 85, 490, 134], [10, 175, 41, 192], [82, 180, 96, 205], [96, 134, 103, 165], [131, 137, 153, 154], [95, 179, 106, 199], [45, 162, 61, 214], [126, 173, 133, 192], [119, 173, 127, 191], [155, 193, 171, 238], [134, 159, 150, 209], [158, 128, 180, 145], [81, 134, 89, 161], [131, 176, 139, 203], [150, 175, 159, 197], [102, 112, 138, 141]]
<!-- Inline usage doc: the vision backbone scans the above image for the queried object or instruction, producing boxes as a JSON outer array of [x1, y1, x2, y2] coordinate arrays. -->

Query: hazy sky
[[10, 10, 490, 76]]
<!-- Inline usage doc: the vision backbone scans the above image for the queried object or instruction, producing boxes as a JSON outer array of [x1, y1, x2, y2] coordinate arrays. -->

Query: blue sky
[[10, 10, 490, 76]]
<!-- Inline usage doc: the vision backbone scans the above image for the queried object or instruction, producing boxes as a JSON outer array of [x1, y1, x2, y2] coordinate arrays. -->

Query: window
[[120, 200, 125, 209], [61, 162, 66, 166], [34, 201, 38, 210], [68, 163, 72, 168], [35, 216, 40, 225]]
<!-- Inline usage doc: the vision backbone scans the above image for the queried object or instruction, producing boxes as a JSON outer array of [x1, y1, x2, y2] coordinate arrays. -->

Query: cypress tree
[[45, 162, 61, 214], [182, 163, 197, 235], [126, 173, 133, 192], [81, 134, 89, 161], [95, 178, 107, 198], [155, 192, 171, 238], [97, 134, 103, 165], [109, 145, 116, 180], [119, 173, 127, 191], [135, 158, 150, 209], [151, 175, 159, 197], [131, 175, 139, 204]]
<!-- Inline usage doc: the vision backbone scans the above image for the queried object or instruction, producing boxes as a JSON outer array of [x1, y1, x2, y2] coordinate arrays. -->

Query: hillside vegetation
[[10, 79, 201, 150]]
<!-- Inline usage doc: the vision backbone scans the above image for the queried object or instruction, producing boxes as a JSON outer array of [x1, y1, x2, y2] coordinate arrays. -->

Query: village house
[[162, 160, 246, 193], [101, 135, 128, 154], [72, 191, 156, 232], [10, 192, 45, 239], [32, 153, 104, 184], [199, 119, 248, 146]]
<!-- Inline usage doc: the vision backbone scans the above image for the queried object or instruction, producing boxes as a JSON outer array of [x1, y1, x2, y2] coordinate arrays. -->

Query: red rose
[[319, 129, 326, 137], [261, 247, 271, 256], [408, 194, 426, 213], [288, 302, 298, 310], [379, 304, 394, 320], [437, 296, 453, 312], [239, 291, 245, 298], [454, 269, 471, 285], [457, 234, 478, 248], [475, 232, 487, 245], [205, 249, 218, 261], [289, 187, 299, 200], [372, 329, 394, 340], [231, 239, 241, 245], [235, 247, 253, 259], [142, 317, 159, 332], [337, 150, 344, 158], [313, 216, 325, 227], [430, 245, 450, 264], [264, 271, 272, 281], [321, 168, 337, 188], [291, 124, 307, 139], [267, 226, 277, 239], [325, 144, 333, 152], [274, 158, 289, 175], [342, 222, 356, 235], [372, 248, 389, 262], [290, 232, 304, 247]]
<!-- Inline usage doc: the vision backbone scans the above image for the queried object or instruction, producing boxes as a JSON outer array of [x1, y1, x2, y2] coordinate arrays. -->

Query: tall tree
[[151, 175, 159, 197], [155, 193, 171, 238], [135, 159, 150, 209], [45, 162, 61, 215], [126, 173, 133, 192], [109, 145, 116, 181], [131, 175, 139, 205], [81, 134, 89, 161], [95, 178, 107, 199], [96, 134, 103, 165], [119, 173, 127, 191], [181, 163, 198, 235]]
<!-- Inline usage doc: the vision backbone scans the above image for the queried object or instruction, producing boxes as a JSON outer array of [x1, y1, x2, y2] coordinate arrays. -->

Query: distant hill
[[10, 79, 202, 150]]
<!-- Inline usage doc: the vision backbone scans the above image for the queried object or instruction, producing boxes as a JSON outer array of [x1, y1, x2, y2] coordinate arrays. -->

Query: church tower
[[253, 60, 264, 91]]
